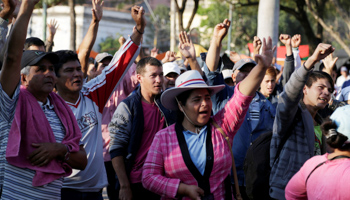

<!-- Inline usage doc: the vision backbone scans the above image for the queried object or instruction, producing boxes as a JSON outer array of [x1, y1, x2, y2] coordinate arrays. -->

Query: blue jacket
[[109, 87, 177, 174], [203, 65, 276, 186]]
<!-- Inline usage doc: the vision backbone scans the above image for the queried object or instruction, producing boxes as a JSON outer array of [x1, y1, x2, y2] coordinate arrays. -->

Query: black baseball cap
[[21, 50, 59, 69]]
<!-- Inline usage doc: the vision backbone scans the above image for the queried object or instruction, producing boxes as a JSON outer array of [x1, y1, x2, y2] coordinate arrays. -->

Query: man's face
[[303, 78, 332, 110], [137, 64, 163, 96], [96, 57, 112, 75], [87, 63, 97, 81], [341, 70, 348, 77], [232, 64, 254, 84], [260, 75, 276, 97], [27, 45, 45, 52], [56, 60, 84, 94], [23, 58, 56, 95], [163, 72, 179, 90]]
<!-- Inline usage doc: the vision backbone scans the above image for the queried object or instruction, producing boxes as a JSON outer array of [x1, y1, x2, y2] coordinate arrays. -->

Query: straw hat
[[161, 70, 225, 111]]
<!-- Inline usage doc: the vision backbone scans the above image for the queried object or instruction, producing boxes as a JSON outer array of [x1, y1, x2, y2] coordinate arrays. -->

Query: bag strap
[[211, 120, 243, 200], [305, 155, 350, 185], [274, 108, 301, 164]]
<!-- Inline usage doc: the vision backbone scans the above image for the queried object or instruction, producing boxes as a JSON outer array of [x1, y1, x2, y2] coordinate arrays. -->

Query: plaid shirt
[[142, 84, 253, 199]]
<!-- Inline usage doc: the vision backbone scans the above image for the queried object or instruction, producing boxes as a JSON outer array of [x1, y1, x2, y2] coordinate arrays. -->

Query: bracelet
[[64, 145, 70, 162], [292, 47, 299, 51], [135, 26, 144, 34]]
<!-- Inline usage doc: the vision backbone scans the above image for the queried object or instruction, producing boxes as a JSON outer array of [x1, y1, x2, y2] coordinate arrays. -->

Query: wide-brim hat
[[161, 70, 225, 111]]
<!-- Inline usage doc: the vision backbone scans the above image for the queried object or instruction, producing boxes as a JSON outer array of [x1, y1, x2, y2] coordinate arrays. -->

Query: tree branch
[[305, 0, 350, 56], [185, 0, 199, 31], [331, 0, 350, 31]]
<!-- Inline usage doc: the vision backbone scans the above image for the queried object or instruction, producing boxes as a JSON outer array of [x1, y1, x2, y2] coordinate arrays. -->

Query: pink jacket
[[101, 63, 138, 161], [7, 86, 82, 186], [142, 84, 253, 199]]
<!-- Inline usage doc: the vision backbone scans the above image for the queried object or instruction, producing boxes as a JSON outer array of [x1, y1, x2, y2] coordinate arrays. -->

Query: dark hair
[[321, 119, 350, 150], [305, 71, 334, 93], [54, 50, 80, 77], [136, 57, 162, 75], [24, 37, 45, 50], [88, 57, 95, 65]]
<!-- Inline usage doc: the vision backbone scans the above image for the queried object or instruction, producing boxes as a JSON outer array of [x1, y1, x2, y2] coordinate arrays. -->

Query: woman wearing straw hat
[[142, 37, 275, 200], [285, 105, 350, 199]]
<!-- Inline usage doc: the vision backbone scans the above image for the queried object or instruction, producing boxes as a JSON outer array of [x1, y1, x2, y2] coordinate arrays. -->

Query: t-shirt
[[314, 125, 322, 155], [0, 84, 66, 199], [129, 100, 165, 183], [62, 38, 140, 192]]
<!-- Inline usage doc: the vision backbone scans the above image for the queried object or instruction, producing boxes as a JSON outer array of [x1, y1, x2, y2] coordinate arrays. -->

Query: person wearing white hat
[[142, 33, 275, 199], [336, 66, 350, 88], [162, 61, 180, 90], [286, 105, 350, 199]]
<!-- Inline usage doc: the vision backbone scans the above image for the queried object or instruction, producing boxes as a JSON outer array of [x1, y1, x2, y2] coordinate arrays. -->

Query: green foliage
[[147, 5, 171, 52], [99, 34, 122, 55]]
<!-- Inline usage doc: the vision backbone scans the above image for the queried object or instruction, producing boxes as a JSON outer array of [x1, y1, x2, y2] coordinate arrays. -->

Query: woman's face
[[180, 88, 212, 127]]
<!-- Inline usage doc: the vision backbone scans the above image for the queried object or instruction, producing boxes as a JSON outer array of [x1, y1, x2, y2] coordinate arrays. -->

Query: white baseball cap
[[163, 62, 180, 76]]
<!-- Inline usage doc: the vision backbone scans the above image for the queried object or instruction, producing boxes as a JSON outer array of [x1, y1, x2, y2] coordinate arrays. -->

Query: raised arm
[[252, 36, 262, 62], [279, 34, 294, 87], [45, 19, 59, 52], [178, 31, 202, 75], [205, 19, 230, 72], [238, 37, 276, 96], [78, 0, 103, 79], [0, 0, 37, 97], [292, 34, 302, 69], [130, 6, 146, 46]]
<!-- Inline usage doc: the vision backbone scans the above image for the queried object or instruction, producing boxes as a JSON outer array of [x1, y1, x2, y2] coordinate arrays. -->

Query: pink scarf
[[6, 86, 82, 186]]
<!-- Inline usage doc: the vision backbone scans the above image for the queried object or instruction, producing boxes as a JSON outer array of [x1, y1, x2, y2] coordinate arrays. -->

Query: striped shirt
[[0, 83, 66, 200]]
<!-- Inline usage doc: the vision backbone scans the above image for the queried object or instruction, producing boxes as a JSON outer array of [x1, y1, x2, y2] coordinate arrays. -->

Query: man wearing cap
[[109, 57, 177, 199], [0, 0, 86, 198], [336, 66, 350, 88], [204, 19, 276, 198], [95, 52, 113, 75], [162, 61, 180, 90]]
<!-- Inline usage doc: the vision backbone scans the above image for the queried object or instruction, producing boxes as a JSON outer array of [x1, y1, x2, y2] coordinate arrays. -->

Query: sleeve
[[142, 132, 181, 199], [275, 65, 311, 136], [0, 81, 20, 122], [281, 54, 295, 88], [108, 101, 133, 159], [213, 83, 253, 140], [293, 48, 302, 70], [0, 17, 8, 53], [285, 169, 307, 200], [83, 37, 140, 113], [203, 63, 233, 114]]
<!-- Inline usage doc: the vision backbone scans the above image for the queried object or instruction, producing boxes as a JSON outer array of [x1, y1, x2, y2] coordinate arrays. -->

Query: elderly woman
[[285, 105, 350, 199], [141, 38, 275, 199]]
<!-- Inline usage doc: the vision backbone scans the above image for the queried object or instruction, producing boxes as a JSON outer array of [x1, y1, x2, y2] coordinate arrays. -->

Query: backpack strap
[[211, 120, 242, 200], [273, 108, 301, 164], [305, 155, 350, 185]]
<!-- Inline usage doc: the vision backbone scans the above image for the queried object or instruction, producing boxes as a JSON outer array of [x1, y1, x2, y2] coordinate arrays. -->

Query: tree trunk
[[69, 0, 76, 51], [257, 0, 280, 56]]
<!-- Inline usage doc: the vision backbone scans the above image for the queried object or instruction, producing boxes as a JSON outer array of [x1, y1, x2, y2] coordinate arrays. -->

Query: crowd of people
[[0, 0, 350, 199]]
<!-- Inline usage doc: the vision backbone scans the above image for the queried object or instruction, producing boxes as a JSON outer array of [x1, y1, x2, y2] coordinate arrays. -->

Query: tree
[[99, 34, 122, 55], [147, 5, 171, 52], [68, 0, 76, 51], [174, 0, 200, 32]]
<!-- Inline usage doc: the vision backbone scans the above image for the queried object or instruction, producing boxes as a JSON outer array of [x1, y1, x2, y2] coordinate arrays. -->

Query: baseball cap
[[21, 50, 59, 69], [163, 62, 180, 76], [95, 52, 113, 63], [232, 58, 256, 72], [222, 69, 233, 79], [341, 66, 347, 72], [330, 105, 350, 142]]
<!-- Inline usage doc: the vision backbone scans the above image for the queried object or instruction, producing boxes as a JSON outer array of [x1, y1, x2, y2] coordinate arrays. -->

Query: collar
[[37, 98, 54, 110]]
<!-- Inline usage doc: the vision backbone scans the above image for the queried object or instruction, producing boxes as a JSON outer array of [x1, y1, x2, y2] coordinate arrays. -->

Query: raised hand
[[279, 34, 291, 46], [323, 53, 338, 71], [291, 34, 301, 48], [150, 47, 159, 58], [131, 5, 146, 33], [0, 0, 17, 20], [178, 31, 196, 60], [119, 36, 126, 46], [253, 36, 262, 55], [47, 19, 59, 36], [92, 0, 103, 22], [311, 43, 335, 63], [213, 18, 231, 42], [230, 51, 241, 63], [161, 51, 178, 63], [255, 37, 276, 69]]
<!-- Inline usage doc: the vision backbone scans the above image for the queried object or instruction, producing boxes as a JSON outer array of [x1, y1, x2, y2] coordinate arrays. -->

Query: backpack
[[244, 108, 301, 200]]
